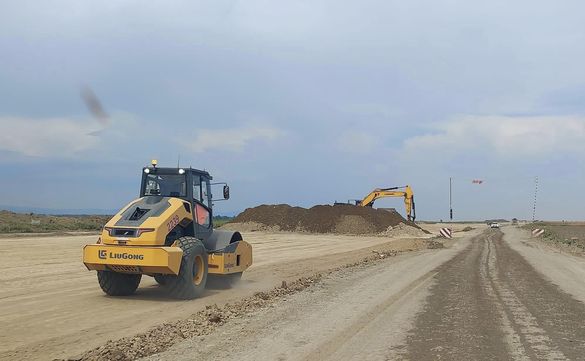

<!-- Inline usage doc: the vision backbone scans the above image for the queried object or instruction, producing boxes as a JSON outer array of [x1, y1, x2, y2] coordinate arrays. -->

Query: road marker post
[[440, 228, 453, 239], [531, 229, 545, 237]]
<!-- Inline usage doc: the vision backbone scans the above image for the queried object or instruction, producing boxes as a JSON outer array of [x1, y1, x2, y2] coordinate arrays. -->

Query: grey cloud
[[1, 1, 585, 218]]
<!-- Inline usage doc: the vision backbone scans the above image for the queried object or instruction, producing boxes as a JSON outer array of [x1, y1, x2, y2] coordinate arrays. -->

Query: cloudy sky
[[1, 0, 584, 220]]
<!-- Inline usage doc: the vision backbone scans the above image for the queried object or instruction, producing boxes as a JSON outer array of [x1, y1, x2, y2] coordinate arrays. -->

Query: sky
[[0, 0, 584, 220]]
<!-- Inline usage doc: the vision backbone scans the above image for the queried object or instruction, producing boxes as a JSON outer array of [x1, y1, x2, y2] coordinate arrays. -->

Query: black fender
[[203, 230, 243, 251]]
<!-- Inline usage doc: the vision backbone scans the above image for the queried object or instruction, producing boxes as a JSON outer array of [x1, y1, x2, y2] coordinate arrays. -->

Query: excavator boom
[[358, 185, 416, 221]]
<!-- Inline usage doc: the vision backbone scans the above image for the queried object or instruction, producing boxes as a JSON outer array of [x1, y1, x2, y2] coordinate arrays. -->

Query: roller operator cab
[[83, 161, 252, 299]]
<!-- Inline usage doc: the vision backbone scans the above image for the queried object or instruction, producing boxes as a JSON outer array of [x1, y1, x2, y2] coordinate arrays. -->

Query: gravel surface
[[406, 229, 585, 360], [143, 228, 585, 361], [141, 239, 470, 361]]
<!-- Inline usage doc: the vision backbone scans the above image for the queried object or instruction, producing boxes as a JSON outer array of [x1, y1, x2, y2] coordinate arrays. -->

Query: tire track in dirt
[[480, 234, 530, 360], [485, 233, 565, 360], [493, 231, 585, 360], [405, 230, 585, 360], [405, 234, 510, 360]]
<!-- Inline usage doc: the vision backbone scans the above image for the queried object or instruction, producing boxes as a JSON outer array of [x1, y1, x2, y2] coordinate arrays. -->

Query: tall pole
[[532, 176, 538, 222], [449, 177, 453, 221]]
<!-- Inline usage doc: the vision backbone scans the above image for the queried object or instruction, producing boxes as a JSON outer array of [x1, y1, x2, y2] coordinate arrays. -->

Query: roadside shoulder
[[502, 227, 585, 304]]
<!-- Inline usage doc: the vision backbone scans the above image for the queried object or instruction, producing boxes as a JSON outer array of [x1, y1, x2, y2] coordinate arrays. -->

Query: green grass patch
[[0, 210, 110, 234], [0, 210, 236, 234], [213, 216, 234, 227]]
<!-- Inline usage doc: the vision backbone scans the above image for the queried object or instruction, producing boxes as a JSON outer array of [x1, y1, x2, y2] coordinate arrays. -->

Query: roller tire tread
[[97, 271, 142, 296], [164, 236, 208, 299]]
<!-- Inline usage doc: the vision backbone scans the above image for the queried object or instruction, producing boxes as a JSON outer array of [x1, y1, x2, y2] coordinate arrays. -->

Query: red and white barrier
[[532, 229, 545, 237], [439, 228, 453, 239]]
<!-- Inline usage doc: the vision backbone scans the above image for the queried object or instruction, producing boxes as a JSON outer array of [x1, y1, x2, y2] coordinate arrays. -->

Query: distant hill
[[0, 205, 239, 217], [0, 205, 116, 215], [0, 208, 237, 234], [485, 219, 509, 223], [0, 210, 111, 234]]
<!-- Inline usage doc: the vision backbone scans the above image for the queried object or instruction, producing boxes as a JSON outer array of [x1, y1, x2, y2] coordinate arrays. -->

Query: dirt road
[[149, 228, 585, 361], [0, 231, 442, 361]]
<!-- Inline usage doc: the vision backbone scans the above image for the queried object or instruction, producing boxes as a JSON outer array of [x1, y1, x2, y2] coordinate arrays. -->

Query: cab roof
[[143, 166, 212, 179]]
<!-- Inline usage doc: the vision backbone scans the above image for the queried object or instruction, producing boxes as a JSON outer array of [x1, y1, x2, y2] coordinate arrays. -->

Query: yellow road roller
[[83, 160, 252, 299]]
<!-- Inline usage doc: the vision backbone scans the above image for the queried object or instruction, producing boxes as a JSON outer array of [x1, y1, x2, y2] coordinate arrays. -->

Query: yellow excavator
[[358, 185, 415, 221], [336, 185, 415, 221]]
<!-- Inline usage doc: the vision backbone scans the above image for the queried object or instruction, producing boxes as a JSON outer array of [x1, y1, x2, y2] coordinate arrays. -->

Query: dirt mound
[[232, 204, 306, 232], [220, 221, 279, 233], [384, 223, 430, 238], [232, 204, 425, 235]]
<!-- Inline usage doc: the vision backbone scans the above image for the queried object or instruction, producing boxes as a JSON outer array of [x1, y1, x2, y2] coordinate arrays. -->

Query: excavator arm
[[358, 185, 416, 221]]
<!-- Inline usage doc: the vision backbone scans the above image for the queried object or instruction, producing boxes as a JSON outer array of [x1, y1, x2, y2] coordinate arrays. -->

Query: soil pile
[[231, 204, 426, 235], [384, 223, 430, 238]]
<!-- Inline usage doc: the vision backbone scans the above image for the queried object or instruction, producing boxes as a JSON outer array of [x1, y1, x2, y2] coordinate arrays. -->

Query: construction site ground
[[0, 223, 472, 361], [3, 223, 585, 360], [149, 226, 585, 361]]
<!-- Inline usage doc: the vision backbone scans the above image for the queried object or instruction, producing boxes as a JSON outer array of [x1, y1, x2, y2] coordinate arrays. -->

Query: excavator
[[336, 185, 416, 221], [359, 185, 415, 221]]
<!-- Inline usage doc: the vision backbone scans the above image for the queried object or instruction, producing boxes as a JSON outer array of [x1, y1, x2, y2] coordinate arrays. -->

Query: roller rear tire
[[97, 271, 141, 296]]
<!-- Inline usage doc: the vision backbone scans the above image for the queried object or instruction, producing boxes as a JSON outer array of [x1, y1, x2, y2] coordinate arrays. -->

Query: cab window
[[144, 174, 186, 197], [202, 179, 211, 207], [192, 176, 201, 202]]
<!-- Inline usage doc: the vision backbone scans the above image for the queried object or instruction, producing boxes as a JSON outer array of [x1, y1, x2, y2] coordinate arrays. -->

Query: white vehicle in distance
[[489, 222, 500, 229]]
